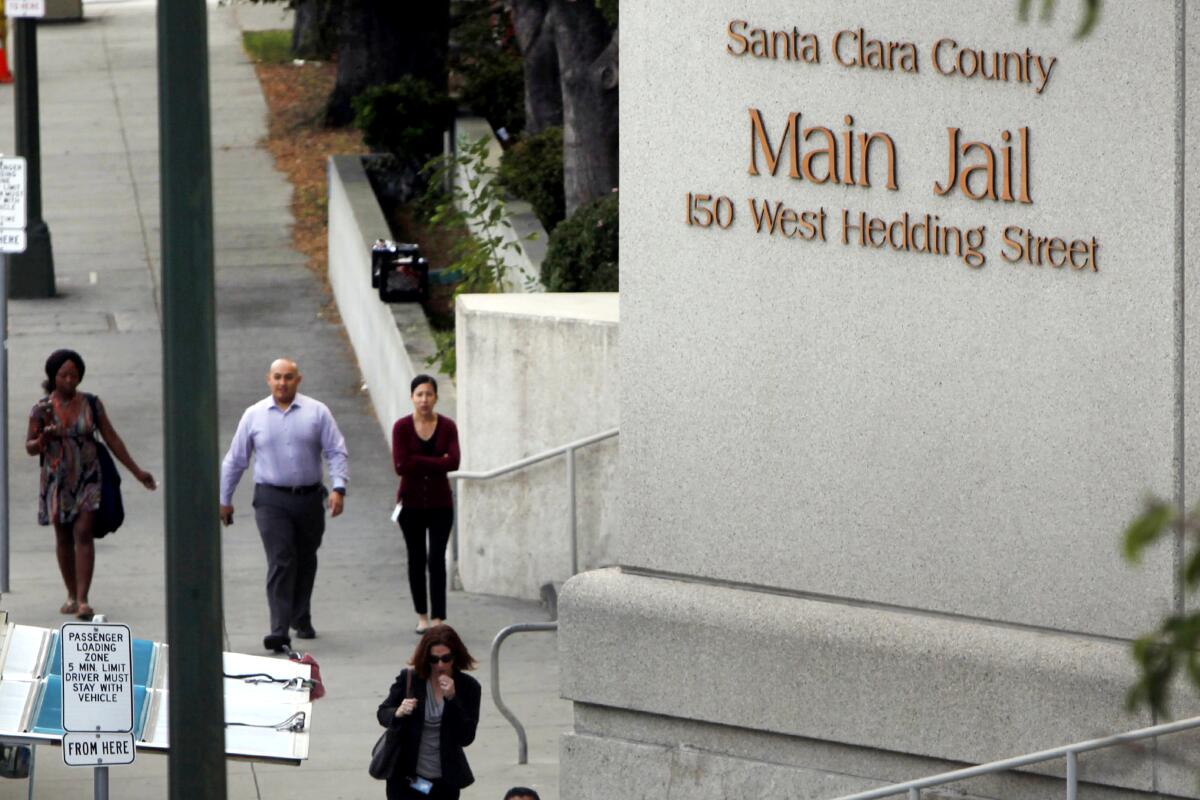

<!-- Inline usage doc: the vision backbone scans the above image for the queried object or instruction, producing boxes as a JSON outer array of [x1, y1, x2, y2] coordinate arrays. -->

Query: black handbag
[[86, 394, 124, 538], [369, 668, 412, 780]]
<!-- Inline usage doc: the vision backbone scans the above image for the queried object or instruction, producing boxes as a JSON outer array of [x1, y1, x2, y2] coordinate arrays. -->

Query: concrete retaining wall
[[456, 294, 619, 600], [329, 153, 616, 602], [326, 155, 454, 447]]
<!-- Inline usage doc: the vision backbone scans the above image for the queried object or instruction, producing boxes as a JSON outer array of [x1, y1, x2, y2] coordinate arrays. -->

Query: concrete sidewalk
[[0, 1, 567, 797]]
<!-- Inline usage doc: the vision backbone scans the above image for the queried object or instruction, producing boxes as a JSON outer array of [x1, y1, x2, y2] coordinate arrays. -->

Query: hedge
[[541, 192, 618, 292]]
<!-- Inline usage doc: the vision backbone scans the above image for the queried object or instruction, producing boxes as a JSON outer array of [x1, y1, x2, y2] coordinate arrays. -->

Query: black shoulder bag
[[86, 394, 124, 538], [369, 669, 412, 780]]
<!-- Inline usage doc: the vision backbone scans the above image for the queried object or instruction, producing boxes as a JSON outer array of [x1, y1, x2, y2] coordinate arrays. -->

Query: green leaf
[[1184, 551, 1200, 590], [1016, 0, 1103, 38], [1076, 0, 1101, 38], [1186, 651, 1200, 698], [1123, 500, 1175, 563], [1127, 632, 1175, 717]]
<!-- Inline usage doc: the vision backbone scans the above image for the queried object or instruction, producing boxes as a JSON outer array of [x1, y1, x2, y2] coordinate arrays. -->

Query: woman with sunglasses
[[376, 625, 481, 799]]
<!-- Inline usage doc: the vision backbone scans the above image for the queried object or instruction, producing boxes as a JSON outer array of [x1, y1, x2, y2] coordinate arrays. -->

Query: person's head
[[266, 358, 302, 406], [409, 624, 476, 681], [504, 789, 541, 800], [410, 374, 438, 416], [42, 349, 85, 395]]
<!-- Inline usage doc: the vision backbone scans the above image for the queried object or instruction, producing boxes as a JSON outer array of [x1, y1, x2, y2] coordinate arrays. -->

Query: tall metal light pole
[[10, 15, 53, 298], [157, 1, 225, 798]]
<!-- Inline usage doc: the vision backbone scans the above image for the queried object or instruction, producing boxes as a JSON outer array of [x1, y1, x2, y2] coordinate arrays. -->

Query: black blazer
[[376, 669, 481, 788]]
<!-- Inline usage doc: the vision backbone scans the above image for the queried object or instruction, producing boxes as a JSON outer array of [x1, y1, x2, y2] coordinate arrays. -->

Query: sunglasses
[[427, 653, 454, 664]]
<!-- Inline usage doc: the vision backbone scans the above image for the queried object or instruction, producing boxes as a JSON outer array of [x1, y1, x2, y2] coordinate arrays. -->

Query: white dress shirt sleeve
[[219, 408, 255, 506]]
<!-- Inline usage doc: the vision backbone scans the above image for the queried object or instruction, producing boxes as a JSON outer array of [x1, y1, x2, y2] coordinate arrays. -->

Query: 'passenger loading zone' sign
[[0, 156, 27, 253], [60, 622, 136, 767]]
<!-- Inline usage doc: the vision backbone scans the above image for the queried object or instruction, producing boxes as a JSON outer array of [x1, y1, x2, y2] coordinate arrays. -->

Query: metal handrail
[[490, 621, 558, 764], [449, 427, 618, 582], [451, 427, 618, 481], [830, 714, 1200, 800]]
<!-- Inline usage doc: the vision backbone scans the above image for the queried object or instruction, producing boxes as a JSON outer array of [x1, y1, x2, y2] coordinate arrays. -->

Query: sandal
[[59, 599, 78, 615], [75, 604, 95, 621]]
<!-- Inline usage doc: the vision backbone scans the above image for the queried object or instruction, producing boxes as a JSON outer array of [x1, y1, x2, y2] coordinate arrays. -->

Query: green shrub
[[452, 1, 526, 135], [498, 127, 565, 232], [429, 329, 457, 378], [460, 50, 525, 137], [596, 0, 618, 26], [424, 136, 524, 295], [242, 30, 293, 64], [541, 193, 618, 292], [421, 136, 533, 376], [352, 77, 455, 162]]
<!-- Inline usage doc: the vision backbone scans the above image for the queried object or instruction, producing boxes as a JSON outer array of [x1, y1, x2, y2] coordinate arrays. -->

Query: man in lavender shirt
[[219, 358, 349, 653]]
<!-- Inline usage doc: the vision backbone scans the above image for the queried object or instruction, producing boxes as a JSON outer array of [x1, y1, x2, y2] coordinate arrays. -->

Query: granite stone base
[[559, 568, 1200, 799]]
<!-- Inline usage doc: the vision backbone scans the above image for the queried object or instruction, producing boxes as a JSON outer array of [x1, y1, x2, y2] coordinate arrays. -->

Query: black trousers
[[386, 776, 459, 800], [399, 507, 453, 620], [253, 484, 326, 640]]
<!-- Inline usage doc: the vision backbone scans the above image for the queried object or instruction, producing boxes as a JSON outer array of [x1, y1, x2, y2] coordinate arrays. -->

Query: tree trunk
[[323, 0, 450, 127], [553, 0, 617, 214], [291, 0, 338, 61], [510, 0, 562, 134]]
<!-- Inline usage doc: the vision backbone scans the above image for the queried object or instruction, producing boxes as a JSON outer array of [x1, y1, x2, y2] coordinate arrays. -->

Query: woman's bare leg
[[53, 522, 77, 610], [72, 511, 96, 615]]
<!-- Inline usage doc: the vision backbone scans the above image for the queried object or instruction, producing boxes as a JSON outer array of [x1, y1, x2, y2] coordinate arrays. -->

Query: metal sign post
[[0, 251, 6, 598], [59, 621, 135, 798], [7, 0, 52, 298]]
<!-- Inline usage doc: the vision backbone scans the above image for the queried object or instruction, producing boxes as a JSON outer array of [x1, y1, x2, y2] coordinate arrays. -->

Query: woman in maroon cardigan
[[392, 374, 461, 634]]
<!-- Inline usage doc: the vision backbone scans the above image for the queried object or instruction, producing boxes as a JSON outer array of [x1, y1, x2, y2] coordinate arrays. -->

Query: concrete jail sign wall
[[560, 4, 1200, 798], [619, 0, 1180, 639]]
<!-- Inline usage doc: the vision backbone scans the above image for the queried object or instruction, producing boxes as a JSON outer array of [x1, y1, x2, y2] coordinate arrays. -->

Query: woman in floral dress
[[25, 350, 156, 620]]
